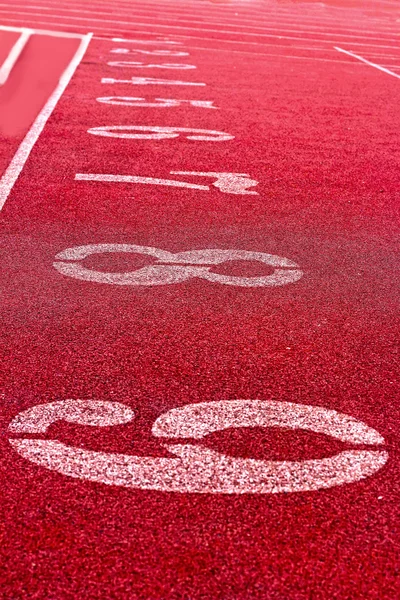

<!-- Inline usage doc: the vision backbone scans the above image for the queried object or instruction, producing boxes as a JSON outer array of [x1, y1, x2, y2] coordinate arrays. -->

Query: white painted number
[[87, 125, 234, 141], [108, 61, 196, 70], [53, 244, 302, 287], [9, 399, 387, 494], [110, 48, 189, 56], [171, 171, 258, 194], [96, 97, 218, 109], [75, 171, 257, 194], [111, 38, 183, 45], [102, 77, 205, 86]]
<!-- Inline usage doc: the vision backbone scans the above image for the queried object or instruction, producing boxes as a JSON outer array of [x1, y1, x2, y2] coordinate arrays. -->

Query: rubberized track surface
[[0, 1, 399, 598]]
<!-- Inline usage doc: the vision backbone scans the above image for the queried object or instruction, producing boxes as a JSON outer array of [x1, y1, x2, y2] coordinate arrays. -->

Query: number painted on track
[[96, 97, 218, 109], [102, 76, 205, 86], [75, 171, 257, 194], [110, 48, 189, 56], [111, 38, 183, 45], [53, 245, 303, 287], [87, 125, 233, 141], [8, 399, 387, 494], [108, 61, 196, 69]]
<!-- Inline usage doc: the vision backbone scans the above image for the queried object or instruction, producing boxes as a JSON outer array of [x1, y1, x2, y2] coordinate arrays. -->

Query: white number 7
[[75, 171, 259, 195]]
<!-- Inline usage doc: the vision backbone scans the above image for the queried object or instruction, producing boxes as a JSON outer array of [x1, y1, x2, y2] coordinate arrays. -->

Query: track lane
[[0, 2, 399, 599]]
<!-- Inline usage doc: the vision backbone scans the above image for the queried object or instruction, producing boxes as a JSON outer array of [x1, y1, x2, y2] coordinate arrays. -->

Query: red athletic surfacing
[[0, 1, 399, 599]]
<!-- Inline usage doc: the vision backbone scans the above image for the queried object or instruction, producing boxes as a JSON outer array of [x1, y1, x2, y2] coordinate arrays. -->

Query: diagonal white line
[[0, 28, 32, 85], [335, 46, 400, 80], [0, 32, 93, 211]]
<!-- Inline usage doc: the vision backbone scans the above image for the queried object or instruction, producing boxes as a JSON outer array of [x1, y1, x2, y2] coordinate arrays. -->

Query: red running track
[[0, 1, 399, 598], [0, 31, 80, 175]]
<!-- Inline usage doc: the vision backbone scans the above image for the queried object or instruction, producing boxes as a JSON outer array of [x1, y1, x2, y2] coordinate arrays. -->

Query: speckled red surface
[[0, 0, 399, 598]]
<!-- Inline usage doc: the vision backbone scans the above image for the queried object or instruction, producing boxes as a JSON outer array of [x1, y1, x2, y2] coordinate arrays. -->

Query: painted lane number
[[53, 245, 303, 288], [9, 399, 387, 494]]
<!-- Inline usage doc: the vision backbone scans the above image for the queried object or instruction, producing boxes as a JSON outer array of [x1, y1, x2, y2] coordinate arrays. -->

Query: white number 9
[[9, 399, 387, 494]]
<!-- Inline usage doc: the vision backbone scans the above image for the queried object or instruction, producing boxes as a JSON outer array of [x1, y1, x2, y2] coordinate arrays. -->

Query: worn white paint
[[9, 399, 388, 494], [53, 243, 302, 288], [152, 400, 385, 444], [9, 399, 135, 433]]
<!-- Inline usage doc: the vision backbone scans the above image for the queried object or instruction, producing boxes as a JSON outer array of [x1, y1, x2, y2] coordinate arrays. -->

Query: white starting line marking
[[0, 31, 93, 211], [335, 46, 400, 80], [0, 28, 32, 86], [53, 244, 303, 288], [8, 398, 387, 494]]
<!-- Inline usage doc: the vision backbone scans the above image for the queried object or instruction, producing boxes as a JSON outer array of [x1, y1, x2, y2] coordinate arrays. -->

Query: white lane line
[[2, 16, 400, 51], [0, 32, 92, 211], [0, 28, 32, 85], [335, 46, 400, 80], [1, 8, 400, 44], [0, 23, 85, 38], [17, 0, 393, 27], [89, 0, 394, 17], [3, 3, 400, 40], [36, 4, 398, 33]]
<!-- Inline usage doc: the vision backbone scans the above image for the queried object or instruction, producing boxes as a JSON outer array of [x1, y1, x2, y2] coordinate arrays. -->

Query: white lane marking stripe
[[0, 32, 93, 211], [2, 3, 400, 41], [1, 17, 400, 51], [335, 46, 400, 80], [1, 8, 400, 45], [14, 0, 395, 27], [0, 23, 86, 38], [0, 28, 32, 85]]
